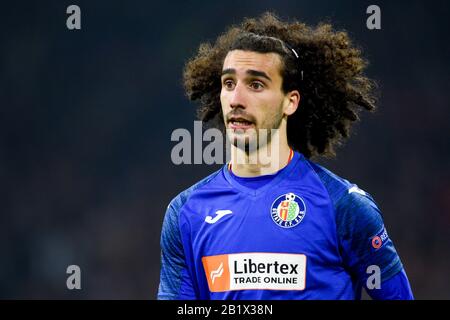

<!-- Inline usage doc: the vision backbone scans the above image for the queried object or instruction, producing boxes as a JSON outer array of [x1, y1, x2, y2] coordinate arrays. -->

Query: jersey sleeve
[[335, 188, 406, 293], [366, 268, 414, 300], [157, 196, 197, 300]]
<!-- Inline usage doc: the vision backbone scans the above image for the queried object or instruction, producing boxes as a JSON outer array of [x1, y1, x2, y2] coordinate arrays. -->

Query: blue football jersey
[[158, 151, 404, 299]]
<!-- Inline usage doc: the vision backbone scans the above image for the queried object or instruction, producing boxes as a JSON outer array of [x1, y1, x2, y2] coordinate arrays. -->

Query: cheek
[[220, 90, 230, 112], [257, 95, 283, 122]]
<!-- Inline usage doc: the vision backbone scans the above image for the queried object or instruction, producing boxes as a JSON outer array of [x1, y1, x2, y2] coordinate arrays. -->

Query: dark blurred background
[[0, 0, 449, 299]]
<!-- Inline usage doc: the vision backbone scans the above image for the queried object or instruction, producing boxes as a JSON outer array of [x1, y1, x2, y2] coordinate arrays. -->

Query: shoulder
[[305, 159, 375, 206], [161, 168, 223, 246], [300, 157, 403, 281], [166, 168, 223, 217], [304, 159, 382, 225]]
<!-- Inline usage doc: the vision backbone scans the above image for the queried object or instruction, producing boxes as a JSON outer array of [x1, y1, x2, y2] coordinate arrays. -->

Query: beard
[[227, 108, 284, 154]]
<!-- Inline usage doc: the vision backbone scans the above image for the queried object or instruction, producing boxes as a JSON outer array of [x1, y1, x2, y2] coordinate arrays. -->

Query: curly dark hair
[[183, 12, 377, 159]]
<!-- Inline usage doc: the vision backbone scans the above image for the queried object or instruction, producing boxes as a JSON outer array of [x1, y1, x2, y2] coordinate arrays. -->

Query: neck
[[229, 129, 292, 177]]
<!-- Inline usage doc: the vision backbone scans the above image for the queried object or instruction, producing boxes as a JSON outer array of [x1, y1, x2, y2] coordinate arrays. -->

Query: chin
[[229, 133, 259, 152]]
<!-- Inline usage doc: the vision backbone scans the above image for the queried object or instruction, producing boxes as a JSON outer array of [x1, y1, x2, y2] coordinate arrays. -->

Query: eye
[[249, 81, 264, 90], [223, 79, 235, 90]]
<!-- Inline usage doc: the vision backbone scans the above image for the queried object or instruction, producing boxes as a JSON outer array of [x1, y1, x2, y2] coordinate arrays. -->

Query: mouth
[[227, 117, 255, 130]]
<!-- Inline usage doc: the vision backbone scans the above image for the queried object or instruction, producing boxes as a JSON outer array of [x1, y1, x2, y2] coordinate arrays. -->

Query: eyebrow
[[221, 68, 272, 82]]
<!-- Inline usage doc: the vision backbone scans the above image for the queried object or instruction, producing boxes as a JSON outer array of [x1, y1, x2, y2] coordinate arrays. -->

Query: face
[[220, 50, 299, 151]]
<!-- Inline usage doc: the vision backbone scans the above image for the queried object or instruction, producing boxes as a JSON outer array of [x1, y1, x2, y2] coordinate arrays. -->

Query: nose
[[229, 82, 247, 109]]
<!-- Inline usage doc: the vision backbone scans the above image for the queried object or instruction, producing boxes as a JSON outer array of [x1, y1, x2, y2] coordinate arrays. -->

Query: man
[[158, 12, 413, 300]]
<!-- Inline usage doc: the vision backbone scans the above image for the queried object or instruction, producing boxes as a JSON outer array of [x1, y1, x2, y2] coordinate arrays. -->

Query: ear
[[284, 90, 300, 116]]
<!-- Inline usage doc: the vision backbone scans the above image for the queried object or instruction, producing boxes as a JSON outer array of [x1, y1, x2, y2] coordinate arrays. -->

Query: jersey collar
[[223, 151, 302, 197]]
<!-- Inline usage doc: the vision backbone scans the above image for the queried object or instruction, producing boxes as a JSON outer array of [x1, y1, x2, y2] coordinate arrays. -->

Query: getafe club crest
[[271, 193, 306, 228]]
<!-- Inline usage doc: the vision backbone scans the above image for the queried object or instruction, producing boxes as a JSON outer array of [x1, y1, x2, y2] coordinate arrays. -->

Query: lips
[[228, 117, 254, 130]]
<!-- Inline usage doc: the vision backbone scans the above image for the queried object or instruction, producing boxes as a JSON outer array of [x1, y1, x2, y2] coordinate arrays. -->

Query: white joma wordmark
[[205, 210, 233, 224], [211, 263, 224, 284], [348, 186, 366, 196]]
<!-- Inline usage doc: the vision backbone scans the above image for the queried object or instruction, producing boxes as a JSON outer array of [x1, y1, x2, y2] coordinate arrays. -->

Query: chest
[[182, 186, 339, 257]]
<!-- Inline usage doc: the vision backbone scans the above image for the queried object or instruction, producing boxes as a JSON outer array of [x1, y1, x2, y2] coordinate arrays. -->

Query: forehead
[[222, 50, 283, 78]]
